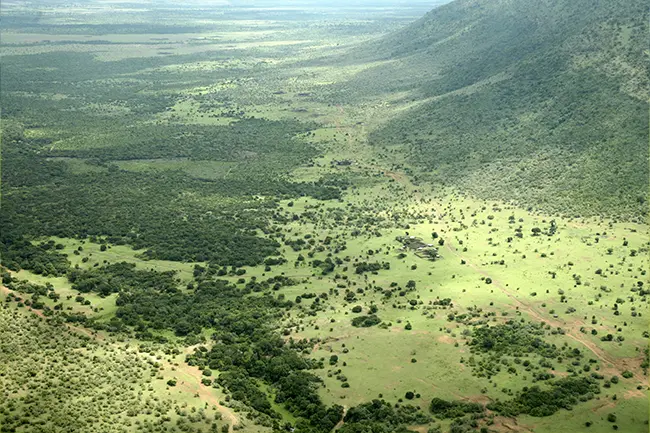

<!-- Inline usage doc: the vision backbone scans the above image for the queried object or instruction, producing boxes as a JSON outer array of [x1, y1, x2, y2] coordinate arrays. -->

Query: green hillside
[[359, 0, 648, 220]]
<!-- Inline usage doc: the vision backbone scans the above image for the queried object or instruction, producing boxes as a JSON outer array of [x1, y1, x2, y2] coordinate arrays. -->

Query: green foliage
[[218, 370, 274, 415], [351, 314, 382, 328], [0, 236, 70, 276], [2, 115, 341, 266], [429, 398, 484, 419], [487, 377, 600, 417], [190, 321, 342, 431], [355, 261, 390, 274], [469, 321, 560, 358], [0, 4, 643, 433], [68, 262, 178, 296], [340, 399, 430, 433], [0, 307, 214, 432], [365, 0, 649, 219]]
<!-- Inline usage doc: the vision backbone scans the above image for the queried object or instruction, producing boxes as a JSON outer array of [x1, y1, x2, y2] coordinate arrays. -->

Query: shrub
[[351, 315, 381, 328]]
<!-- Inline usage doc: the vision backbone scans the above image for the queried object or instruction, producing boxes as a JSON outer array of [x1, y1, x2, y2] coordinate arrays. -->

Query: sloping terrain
[[343, 0, 649, 219]]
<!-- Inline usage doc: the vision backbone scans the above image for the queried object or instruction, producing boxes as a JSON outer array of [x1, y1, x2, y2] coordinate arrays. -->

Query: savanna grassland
[[0, 1, 648, 433]]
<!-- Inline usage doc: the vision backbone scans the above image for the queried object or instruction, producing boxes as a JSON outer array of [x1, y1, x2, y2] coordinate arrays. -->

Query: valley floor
[[1, 3, 648, 433]]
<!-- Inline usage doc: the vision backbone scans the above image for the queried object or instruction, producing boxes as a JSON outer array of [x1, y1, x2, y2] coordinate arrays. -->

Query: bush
[[487, 377, 600, 417], [351, 315, 382, 328], [429, 398, 483, 418]]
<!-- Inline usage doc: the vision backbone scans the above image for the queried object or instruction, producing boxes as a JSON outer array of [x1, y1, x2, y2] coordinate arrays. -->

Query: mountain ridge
[[352, 0, 649, 219]]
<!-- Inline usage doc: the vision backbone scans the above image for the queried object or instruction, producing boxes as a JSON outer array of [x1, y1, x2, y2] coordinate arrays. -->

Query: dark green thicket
[[48, 119, 317, 164], [0, 237, 70, 277], [469, 322, 560, 358], [67, 262, 179, 296], [487, 377, 600, 417], [1, 122, 339, 265], [109, 277, 291, 337], [429, 398, 483, 419], [351, 314, 382, 328], [428, 376, 599, 420], [339, 399, 430, 433], [1, 164, 279, 265], [466, 321, 588, 380]]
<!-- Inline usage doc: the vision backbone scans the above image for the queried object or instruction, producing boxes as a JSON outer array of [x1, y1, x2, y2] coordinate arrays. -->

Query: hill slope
[[358, 0, 648, 219]]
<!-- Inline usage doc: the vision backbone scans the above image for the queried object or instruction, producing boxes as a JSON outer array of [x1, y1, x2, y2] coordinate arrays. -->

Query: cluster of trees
[[487, 377, 600, 417], [429, 398, 483, 419], [467, 321, 589, 380], [0, 236, 70, 277], [351, 314, 382, 328], [187, 313, 343, 432], [3, 276, 58, 312], [68, 262, 179, 296], [428, 376, 600, 421], [469, 321, 560, 359], [340, 399, 430, 433], [355, 261, 391, 274]]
